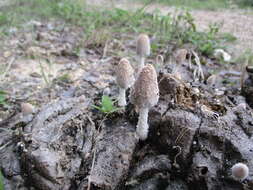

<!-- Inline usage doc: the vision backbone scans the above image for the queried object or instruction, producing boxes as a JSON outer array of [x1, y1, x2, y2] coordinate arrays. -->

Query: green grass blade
[[0, 170, 4, 190]]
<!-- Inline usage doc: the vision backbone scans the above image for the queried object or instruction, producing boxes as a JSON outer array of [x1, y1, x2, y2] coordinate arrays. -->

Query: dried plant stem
[[240, 58, 248, 90], [39, 60, 50, 85], [1, 57, 15, 81]]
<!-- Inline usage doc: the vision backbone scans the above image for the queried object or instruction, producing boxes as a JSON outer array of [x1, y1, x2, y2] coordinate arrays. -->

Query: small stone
[[3, 51, 11, 58]]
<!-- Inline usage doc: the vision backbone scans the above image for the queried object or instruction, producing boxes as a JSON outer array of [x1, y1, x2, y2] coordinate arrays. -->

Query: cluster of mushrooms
[[115, 34, 158, 141], [115, 34, 250, 182]]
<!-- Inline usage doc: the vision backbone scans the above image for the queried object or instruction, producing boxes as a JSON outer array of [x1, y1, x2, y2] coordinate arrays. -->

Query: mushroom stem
[[136, 107, 149, 140], [118, 88, 126, 106], [137, 56, 145, 74]]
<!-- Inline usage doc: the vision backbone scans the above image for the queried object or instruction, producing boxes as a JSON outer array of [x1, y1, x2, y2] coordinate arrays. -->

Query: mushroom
[[172, 49, 188, 79], [246, 65, 253, 79], [21, 102, 34, 116], [174, 49, 188, 65], [231, 163, 249, 181], [116, 58, 135, 106], [136, 34, 150, 74], [130, 64, 159, 140]]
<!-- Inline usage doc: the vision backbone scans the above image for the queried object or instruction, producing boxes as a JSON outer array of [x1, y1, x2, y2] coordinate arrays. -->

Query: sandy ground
[[87, 0, 253, 58]]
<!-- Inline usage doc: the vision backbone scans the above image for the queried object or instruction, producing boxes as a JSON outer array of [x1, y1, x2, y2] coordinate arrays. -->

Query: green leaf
[[0, 90, 7, 106], [101, 95, 115, 112], [0, 170, 4, 190], [91, 105, 104, 112], [92, 95, 120, 114]]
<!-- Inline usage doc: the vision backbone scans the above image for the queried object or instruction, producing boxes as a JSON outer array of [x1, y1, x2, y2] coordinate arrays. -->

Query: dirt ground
[[1, 1, 253, 190]]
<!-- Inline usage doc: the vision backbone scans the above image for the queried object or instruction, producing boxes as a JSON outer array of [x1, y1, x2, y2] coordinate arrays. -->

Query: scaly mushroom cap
[[136, 34, 150, 57], [231, 163, 249, 180], [131, 64, 159, 109], [116, 58, 135, 89], [21, 102, 34, 115]]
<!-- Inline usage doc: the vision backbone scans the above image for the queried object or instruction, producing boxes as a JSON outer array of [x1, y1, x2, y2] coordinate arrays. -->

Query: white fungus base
[[136, 108, 149, 140], [118, 88, 126, 106], [231, 163, 249, 181]]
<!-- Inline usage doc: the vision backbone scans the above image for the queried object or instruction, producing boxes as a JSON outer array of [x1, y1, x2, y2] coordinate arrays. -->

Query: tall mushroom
[[116, 58, 135, 106], [136, 34, 150, 74], [130, 64, 159, 140]]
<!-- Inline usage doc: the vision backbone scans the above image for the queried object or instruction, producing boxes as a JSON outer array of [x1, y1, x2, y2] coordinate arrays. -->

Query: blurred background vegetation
[[139, 0, 253, 9]]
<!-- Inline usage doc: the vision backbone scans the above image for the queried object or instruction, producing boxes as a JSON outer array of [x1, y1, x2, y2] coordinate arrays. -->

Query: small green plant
[[137, 0, 233, 10], [57, 73, 71, 83], [92, 95, 120, 114], [0, 90, 7, 106], [0, 13, 9, 26], [0, 170, 4, 190], [39, 61, 50, 85], [0, 0, 233, 58], [235, 0, 253, 7]]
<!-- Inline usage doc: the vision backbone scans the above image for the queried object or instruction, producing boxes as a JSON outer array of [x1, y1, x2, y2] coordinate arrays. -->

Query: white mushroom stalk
[[136, 34, 150, 74], [136, 107, 149, 140], [118, 88, 126, 106], [116, 58, 135, 107], [130, 64, 159, 140]]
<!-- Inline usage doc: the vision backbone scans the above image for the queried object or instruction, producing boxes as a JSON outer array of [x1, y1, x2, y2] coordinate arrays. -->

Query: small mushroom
[[173, 49, 188, 78], [116, 58, 135, 106], [136, 34, 150, 74], [246, 65, 253, 79], [21, 102, 34, 116], [231, 163, 249, 181], [130, 64, 159, 140], [174, 49, 188, 65]]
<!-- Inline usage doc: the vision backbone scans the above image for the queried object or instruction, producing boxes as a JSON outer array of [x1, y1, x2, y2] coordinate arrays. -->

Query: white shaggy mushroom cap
[[231, 163, 249, 181], [136, 34, 150, 57], [131, 64, 159, 109], [116, 58, 135, 89], [116, 58, 135, 107]]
